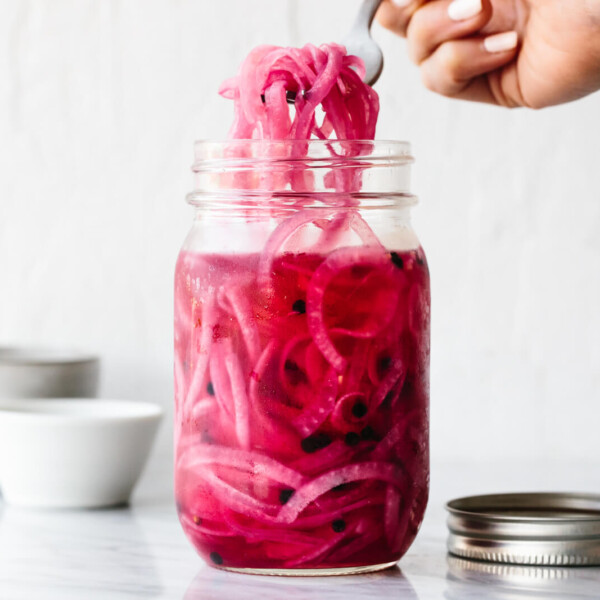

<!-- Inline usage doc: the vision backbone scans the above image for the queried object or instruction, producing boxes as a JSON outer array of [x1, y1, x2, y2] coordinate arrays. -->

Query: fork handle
[[350, 0, 384, 33]]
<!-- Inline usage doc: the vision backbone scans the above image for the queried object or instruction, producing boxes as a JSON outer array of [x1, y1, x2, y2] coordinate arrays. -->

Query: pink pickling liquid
[[174, 247, 430, 570]]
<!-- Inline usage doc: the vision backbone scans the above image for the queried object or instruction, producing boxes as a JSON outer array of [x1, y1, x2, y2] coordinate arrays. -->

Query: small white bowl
[[0, 347, 100, 399], [0, 398, 163, 509]]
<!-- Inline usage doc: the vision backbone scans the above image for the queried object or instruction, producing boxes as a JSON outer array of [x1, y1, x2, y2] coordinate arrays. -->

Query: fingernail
[[447, 0, 482, 21], [391, 0, 412, 7], [483, 31, 518, 53]]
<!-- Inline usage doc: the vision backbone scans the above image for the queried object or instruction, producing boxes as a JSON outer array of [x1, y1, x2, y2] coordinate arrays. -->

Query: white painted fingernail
[[483, 31, 518, 53], [391, 0, 412, 7], [447, 0, 482, 21]]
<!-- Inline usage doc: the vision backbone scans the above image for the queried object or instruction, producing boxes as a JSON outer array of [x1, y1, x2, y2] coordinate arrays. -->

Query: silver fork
[[275, 0, 385, 104], [342, 0, 384, 86]]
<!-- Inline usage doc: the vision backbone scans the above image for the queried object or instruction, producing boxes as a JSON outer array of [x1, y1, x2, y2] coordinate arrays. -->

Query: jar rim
[[189, 139, 415, 207], [192, 139, 412, 148], [192, 139, 413, 169]]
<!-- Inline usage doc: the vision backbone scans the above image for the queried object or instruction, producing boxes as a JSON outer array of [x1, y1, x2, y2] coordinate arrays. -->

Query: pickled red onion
[[221, 43, 379, 142]]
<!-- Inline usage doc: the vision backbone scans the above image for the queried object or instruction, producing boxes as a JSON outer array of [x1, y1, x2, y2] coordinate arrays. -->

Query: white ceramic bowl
[[0, 347, 100, 399], [0, 398, 163, 508]]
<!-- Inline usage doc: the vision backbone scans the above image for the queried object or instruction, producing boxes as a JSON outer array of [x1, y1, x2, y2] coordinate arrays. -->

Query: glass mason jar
[[174, 140, 430, 575]]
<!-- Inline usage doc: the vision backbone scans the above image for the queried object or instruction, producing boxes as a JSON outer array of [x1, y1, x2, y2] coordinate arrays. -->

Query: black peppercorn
[[332, 519, 346, 532], [292, 299, 306, 314], [279, 489, 294, 504], [390, 252, 404, 269], [351, 401, 368, 419], [344, 432, 361, 446], [301, 433, 332, 453]]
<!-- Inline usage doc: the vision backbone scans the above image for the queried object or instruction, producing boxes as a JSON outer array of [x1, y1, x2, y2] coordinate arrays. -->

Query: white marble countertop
[[1, 456, 599, 599]]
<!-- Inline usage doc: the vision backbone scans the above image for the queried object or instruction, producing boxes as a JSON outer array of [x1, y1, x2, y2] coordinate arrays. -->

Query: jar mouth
[[192, 139, 413, 166], [189, 140, 415, 208]]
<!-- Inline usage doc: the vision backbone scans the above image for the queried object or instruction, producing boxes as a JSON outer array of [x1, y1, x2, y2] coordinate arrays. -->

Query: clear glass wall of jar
[[174, 140, 430, 575]]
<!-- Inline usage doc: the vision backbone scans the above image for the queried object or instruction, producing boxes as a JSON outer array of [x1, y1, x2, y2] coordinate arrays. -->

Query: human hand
[[377, 0, 600, 108]]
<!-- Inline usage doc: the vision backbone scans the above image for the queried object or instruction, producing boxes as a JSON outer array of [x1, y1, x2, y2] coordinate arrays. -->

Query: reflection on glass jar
[[184, 565, 420, 600], [174, 140, 430, 574]]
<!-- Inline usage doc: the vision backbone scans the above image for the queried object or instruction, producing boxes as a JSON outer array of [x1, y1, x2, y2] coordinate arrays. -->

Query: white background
[[1, 0, 599, 472]]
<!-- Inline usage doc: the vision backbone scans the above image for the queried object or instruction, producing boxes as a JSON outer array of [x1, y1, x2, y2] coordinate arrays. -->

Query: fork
[[342, 0, 384, 86]]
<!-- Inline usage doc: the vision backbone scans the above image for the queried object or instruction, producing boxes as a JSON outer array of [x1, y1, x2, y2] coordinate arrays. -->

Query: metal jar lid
[[446, 493, 600, 566]]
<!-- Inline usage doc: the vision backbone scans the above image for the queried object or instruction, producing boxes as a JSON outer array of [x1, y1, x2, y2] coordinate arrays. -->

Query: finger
[[440, 61, 523, 107], [407, 0, 493, 65], [376, 0, 426, 38], [419, 32, 519, 102]]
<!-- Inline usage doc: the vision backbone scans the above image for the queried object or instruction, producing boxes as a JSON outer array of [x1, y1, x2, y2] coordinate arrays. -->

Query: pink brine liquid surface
[[174, 246, 430, 570]]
